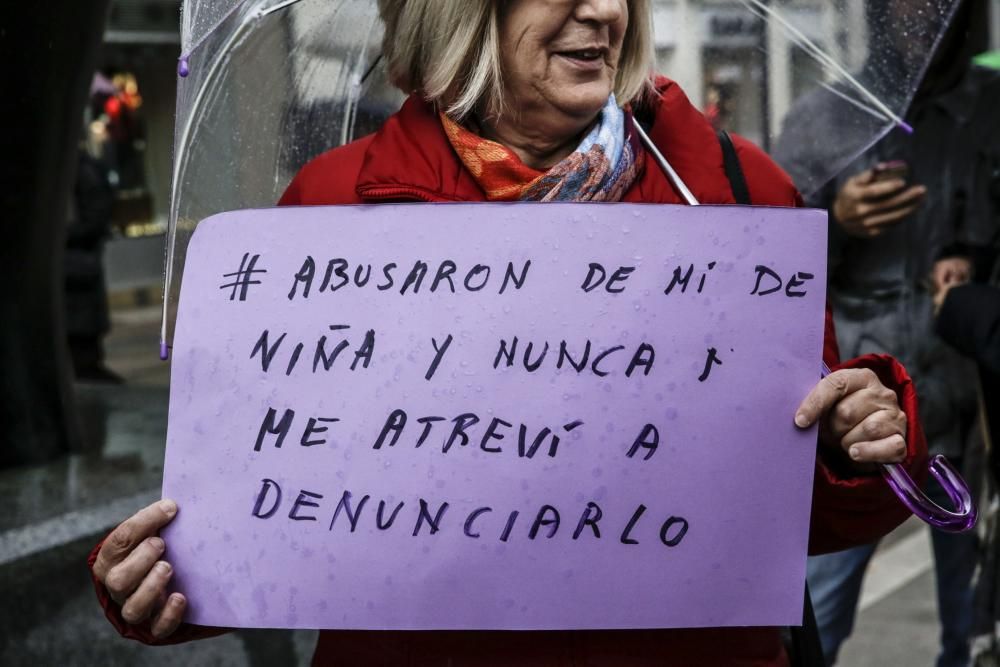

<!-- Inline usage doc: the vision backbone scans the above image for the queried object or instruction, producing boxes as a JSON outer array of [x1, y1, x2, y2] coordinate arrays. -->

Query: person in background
[[64, 133, 122, 384], [703, 83, 729, 132], [935, 271, 1000, 667], [935, 278, 1000, 444], [105, 72, 145, 191], [933, 91, 1000, 664], [774, 1, 1000, 664]]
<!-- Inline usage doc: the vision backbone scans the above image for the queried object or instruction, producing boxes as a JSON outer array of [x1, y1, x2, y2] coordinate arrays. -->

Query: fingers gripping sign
[[794, 369, 907, 465], [93, 499, 188, 639]]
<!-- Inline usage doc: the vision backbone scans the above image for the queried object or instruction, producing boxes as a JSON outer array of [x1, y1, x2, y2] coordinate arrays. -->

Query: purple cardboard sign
[[162, 203, 828, 630]]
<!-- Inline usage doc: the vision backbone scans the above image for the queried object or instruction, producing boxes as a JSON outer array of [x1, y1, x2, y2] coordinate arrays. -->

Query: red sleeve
[[88, 538, 228, 645], [807, 306, 929, 555]]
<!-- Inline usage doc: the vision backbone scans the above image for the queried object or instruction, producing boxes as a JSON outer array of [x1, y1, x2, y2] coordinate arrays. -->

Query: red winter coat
[[90, 77, 927, 666]]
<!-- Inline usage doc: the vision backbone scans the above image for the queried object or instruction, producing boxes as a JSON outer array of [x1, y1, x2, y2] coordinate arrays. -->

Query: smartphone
[[871, 160, 909, 183]]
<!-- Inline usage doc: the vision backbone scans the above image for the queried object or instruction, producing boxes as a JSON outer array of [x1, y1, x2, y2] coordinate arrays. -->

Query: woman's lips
[[553, 49, 607, 73]]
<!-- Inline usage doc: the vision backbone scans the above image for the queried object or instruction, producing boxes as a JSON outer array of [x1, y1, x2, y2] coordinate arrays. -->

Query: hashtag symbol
[[220, 253, 267, 301]]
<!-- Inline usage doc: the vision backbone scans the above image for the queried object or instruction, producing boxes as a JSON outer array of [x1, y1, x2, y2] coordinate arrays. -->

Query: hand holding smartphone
[[832, 160, 926, 238]]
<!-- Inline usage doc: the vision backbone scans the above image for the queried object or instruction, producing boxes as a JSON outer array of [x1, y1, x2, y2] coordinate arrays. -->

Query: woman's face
[[498, 0, 628, 122]]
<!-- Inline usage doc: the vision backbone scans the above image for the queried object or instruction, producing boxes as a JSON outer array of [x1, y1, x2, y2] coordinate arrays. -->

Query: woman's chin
[[547, 85, 615, 119]]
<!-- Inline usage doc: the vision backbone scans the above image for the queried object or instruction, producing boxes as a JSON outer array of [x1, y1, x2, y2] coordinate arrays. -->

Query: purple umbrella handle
[[819, 363, 977, 533], [881, 457, 977, 533]]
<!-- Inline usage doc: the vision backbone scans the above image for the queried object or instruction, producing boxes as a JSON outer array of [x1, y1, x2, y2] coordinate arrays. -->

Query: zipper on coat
[[359, 186, 457, 203]]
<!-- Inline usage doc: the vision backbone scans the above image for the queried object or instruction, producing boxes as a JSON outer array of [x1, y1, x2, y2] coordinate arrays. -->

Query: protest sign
[[162, 202, 828, 630]]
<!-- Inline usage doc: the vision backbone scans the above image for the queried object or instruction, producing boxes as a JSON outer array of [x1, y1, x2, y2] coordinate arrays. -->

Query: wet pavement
[[0, 303, 954, 665], [843, 569, 941, 665], [0, 306, 318, 665], [842, 519, 944, 665]]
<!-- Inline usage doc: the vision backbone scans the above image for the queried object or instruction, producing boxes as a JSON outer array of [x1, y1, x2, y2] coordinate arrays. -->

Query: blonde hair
[[377, 0, 654, 120]]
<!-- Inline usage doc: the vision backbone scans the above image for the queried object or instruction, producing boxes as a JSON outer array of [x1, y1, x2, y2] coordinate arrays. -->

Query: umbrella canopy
[[162, 0, 398, 356], [161, 0, 960, 356], [771, 0, 963, 199]]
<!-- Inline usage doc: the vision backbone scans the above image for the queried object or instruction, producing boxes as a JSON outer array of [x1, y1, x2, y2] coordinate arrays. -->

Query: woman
[[90, 1, 925, 664]]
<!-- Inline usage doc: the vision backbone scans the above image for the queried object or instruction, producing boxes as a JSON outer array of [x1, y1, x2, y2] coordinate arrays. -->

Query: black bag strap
[[716, 132, 826, 666], [716, 129, 752, 205]]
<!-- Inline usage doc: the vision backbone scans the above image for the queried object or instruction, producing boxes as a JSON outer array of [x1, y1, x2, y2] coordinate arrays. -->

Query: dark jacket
[[90, 77, 928, 666], [938, 282, 1000, 643], [776, 66, 1000, 459], [65, 151, 115, 337], [938, 284, 1000, 376], [937, 283, 1000, 479]]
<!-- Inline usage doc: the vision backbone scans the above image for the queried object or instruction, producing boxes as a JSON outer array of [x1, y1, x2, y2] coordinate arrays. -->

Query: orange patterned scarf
[[441, 96, 644, 202]]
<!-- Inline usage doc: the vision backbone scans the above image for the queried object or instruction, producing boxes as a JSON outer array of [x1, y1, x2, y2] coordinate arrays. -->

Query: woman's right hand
[[92, 499, 187, 639], [832, 169, 926, 239]]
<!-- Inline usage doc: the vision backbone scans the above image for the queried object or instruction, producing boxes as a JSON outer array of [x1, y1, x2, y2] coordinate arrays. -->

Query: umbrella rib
[[343, 13, 387, 145], [360, 54, 383, 85], [737, 0, 913, 133], [165, 0, 320, 355], [180, 1, 250, 63], [181, 0, 308, 66], [818, 81, 892, 125], [259, 0, 306, 17], [163, 8, 263, 356], [633, 122, 700, 206]]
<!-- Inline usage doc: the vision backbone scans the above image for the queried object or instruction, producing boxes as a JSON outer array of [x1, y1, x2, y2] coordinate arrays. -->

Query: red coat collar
[[345, 76, 798, 208], [356, 96, 484, 202], [357, 77, 737, 205]]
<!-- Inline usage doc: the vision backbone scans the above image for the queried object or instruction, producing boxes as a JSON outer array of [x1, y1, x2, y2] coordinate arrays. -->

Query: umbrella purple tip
[[898, 119, 914, 135], [160, 341, 171, 361], [177, 56, 190, 78]]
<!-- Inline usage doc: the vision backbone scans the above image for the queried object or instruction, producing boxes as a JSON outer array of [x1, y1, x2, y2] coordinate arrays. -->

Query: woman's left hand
[[794, 368, 908, 465]]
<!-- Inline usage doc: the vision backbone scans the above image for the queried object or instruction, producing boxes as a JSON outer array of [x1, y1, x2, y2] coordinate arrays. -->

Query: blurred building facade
[[995, 0, 1000, 48], [92, 0, 180, 302], [653, 0, 1000, 148], [99, 0, 1000, 208], [101, 0, 1000, 192], [652, 0, 827, 148], [653, 0, 868, 149], [101, 0, 180, 238]]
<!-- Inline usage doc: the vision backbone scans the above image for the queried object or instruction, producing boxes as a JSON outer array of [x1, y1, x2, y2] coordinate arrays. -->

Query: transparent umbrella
[[162, 0, 961, 356], [162, 0, 402, 359]]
